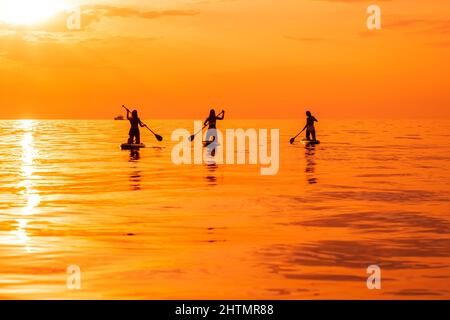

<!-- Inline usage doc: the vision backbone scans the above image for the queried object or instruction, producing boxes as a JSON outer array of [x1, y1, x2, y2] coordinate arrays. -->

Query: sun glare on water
[[0, 0, 65, 25]]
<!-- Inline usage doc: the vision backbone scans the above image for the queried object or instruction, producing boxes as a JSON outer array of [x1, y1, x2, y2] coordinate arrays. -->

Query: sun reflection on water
[[12, 120, 41, 252]]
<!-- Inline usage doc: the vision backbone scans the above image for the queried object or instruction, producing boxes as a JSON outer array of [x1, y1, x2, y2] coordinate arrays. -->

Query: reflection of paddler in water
[[305, 145, 317, 184], [205, 163, 218, 186], [128, 146, 141, 188], [204, 109, 225, 156], [129, 149, 140, 161], [129, 167, 142, 191]]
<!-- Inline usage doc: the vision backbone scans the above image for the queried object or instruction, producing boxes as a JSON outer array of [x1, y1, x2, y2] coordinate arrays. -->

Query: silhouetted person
[[204, 109, 225, 144], [127, 109, 145, 144], [302, 111, 318, 141]]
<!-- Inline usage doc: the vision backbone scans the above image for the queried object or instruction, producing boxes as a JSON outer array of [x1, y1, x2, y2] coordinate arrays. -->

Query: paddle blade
[[188, 135, 196, 142], [290, 137, 295, 144], [155, 134, 163, 142]]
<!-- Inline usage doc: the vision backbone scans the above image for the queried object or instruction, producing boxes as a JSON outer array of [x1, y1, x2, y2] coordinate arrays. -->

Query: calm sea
[[0, 119, 449, 299]]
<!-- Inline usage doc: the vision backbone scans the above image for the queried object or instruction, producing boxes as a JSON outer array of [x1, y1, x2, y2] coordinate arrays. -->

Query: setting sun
[[0, 0, 63, 25]]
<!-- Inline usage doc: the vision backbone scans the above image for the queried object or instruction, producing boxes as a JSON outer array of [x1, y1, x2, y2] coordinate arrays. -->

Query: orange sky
[[0, 0, 449, 119]]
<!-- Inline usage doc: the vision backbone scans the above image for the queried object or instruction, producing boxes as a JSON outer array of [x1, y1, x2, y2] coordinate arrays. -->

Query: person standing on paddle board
[[204, 109, 225, 145], [126, 108, 145, 144], [303, 111, 318, 141]]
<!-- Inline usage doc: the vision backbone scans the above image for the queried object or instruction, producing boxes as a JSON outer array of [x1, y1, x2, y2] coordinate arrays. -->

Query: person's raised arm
[[313, 116, 318, 122], [217, 110, 225, 120]]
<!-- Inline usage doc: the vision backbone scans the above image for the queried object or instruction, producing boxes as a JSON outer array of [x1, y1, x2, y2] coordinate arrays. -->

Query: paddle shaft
[[144, 125, 156, 135], [294, 128, 305, 140], [194, 124, 208, 137], [290, 127, 306, 144]]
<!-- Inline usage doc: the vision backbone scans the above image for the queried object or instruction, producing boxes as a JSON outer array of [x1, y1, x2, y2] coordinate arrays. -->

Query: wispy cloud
[[383, 15, 450, 35], [82, 5, 199, 21], [358, 14, 450, 47], [0, 5, 200, 34]]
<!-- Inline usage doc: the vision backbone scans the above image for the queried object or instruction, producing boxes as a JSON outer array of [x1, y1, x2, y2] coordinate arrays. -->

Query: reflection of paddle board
[[203, 140, 215, 147], [203, 141, 222, 147], [301, 139, 320, 145], [121, 143, 146, 150]]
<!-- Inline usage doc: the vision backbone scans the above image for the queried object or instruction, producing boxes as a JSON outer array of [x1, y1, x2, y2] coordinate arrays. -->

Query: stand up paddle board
[[301, 139, 320, 145], [121, 143, 146, 150]]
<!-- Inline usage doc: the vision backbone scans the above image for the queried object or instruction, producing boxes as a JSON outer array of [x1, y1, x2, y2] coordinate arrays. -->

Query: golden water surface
[[0, 119, 449, 299]]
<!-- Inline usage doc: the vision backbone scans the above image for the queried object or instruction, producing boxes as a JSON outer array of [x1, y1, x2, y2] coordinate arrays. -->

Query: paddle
[[122, 105, 163, 142], [189, 110, 224, 142], [289, 128, 306, 144], [144, 125, 163, 142]]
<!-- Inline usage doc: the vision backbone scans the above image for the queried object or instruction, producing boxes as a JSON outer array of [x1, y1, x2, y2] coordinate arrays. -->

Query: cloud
[[358, 15, 450, 47], [0, 5, 200, 34], [383, 15, 450, 35], [82, 5, 199, 23]]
